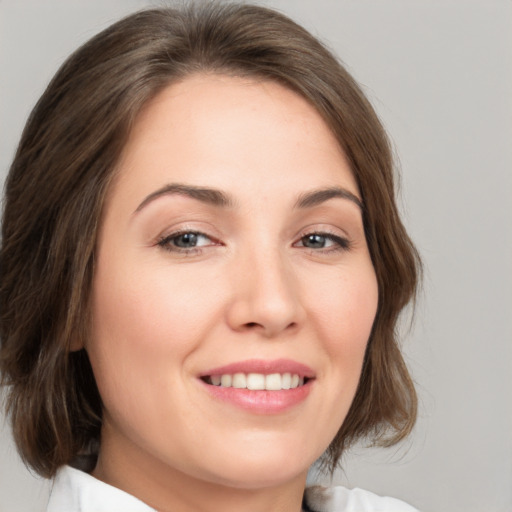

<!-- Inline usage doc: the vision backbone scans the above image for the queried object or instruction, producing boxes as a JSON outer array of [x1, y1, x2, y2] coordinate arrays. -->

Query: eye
[[295, 232, 350, 252], [157, 230, 216, 252]]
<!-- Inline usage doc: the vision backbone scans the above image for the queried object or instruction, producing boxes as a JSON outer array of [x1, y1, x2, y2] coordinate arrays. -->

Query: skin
[[86, 74, 379, 512]]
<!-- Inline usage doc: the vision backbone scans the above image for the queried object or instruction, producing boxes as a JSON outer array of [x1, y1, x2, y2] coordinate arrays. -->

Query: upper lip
[[199, 359, 315, 378]]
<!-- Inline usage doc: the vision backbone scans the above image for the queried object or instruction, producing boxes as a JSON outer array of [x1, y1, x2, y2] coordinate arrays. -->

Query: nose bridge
[[227, 236, 303, 336]]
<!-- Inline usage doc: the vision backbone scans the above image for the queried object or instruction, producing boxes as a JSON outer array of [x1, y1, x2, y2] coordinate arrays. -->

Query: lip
[[198, 359, 315, 414], [199, 358, 315, 378]]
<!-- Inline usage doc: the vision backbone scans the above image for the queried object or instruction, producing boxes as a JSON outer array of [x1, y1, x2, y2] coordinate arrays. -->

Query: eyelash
[[157, 230, 218, 254], [156, 229, 351, 255], [294, 231, 351, 253]]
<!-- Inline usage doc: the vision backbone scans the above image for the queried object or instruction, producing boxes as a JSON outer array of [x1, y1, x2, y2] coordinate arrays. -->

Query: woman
[[0, 3, 421, 511]]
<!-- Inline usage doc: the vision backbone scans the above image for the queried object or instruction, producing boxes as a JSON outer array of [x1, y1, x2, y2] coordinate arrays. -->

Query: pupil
[[175, 233, 197, 247], [304, 234, 325, 248]]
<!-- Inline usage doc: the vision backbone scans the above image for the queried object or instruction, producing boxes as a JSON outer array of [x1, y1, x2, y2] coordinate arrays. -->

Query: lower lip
[[200, 380, 313, 414]]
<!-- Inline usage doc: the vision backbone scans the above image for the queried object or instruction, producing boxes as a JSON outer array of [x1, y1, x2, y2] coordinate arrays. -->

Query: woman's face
[[88, 74, 378, 492]]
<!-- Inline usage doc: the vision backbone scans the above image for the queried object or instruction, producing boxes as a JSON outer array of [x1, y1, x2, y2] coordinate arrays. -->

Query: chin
[[206, 464, 308, 490], [193, 441, 316, 489]]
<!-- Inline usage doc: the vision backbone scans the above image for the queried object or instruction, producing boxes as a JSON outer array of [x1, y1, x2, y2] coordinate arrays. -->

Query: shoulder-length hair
[[0, 2, 420, 478]]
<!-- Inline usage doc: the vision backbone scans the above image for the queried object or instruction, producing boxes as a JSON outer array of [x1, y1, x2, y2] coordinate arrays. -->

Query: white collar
[[47, 465, 156, 512], [46, 465, 418, 512]]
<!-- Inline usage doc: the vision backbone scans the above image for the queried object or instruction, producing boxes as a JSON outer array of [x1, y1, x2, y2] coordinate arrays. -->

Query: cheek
[[296, 263, 378, 449], [90, 257, 217, 352], [309, 263, 378, 371], [85, 269, 209, 453], [86, 256, 213, 410]]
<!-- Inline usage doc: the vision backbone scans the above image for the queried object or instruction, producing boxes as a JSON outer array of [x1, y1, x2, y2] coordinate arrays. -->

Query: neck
[[93, 427, 309, 512]]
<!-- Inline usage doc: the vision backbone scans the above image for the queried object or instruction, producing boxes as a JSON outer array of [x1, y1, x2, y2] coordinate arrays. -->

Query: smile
[[198, 359, 315, 413], [202, 373, 308, 390]]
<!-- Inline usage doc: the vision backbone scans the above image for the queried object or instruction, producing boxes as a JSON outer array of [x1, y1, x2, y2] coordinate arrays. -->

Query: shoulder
[[46, 465, 156, 512], [304, 485, 419, 512]]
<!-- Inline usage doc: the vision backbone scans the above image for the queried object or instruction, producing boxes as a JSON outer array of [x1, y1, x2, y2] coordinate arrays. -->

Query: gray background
[[1, 1, 511, 511]]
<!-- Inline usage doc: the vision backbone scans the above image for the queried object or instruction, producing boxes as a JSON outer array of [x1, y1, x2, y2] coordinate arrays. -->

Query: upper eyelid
[[154, 221, 353, 247], [159, 227, 347, 240], [155, 223, 220, 242], [294, 224, 350, 240], [294, 232, 350, 246], [156, 230, 350, 255], [297, 230, 346, 240], [158, 230, 216, 244]]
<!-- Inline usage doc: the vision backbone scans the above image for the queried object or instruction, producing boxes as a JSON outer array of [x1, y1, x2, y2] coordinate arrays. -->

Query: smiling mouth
[[201, 373, 311, 391]]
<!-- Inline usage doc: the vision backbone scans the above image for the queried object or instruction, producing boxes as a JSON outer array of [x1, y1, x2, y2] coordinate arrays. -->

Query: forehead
[[109, 73, 359, 211]]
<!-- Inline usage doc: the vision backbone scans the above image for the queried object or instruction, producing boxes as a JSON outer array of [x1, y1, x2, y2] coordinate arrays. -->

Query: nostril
[[242, 320, 298, 334]]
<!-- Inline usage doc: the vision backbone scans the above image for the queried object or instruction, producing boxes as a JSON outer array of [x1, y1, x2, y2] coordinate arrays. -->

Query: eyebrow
[[134, 183, 362, 214], [134, 183, 234, 213], [294, 187, 363, 210]]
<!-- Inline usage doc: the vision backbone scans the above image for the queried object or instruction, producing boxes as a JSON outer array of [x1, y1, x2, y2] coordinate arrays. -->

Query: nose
[[225, 248, 306, 338]]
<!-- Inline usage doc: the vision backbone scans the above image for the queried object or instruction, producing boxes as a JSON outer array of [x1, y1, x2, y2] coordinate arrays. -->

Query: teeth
[[206, 372, 306, 390], [220, 374, 232, 387], [265, 373, 282, 391], [247, 373, 265, 390], [281, 373, 291, 389], [232, 373, 246, 388]]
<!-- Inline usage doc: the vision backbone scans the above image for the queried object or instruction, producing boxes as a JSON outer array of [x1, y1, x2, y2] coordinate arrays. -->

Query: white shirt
[[46, 465, 419, 512]]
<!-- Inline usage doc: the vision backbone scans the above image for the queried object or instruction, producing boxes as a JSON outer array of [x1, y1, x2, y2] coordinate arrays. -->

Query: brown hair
[[0, 2, 420, 478]]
